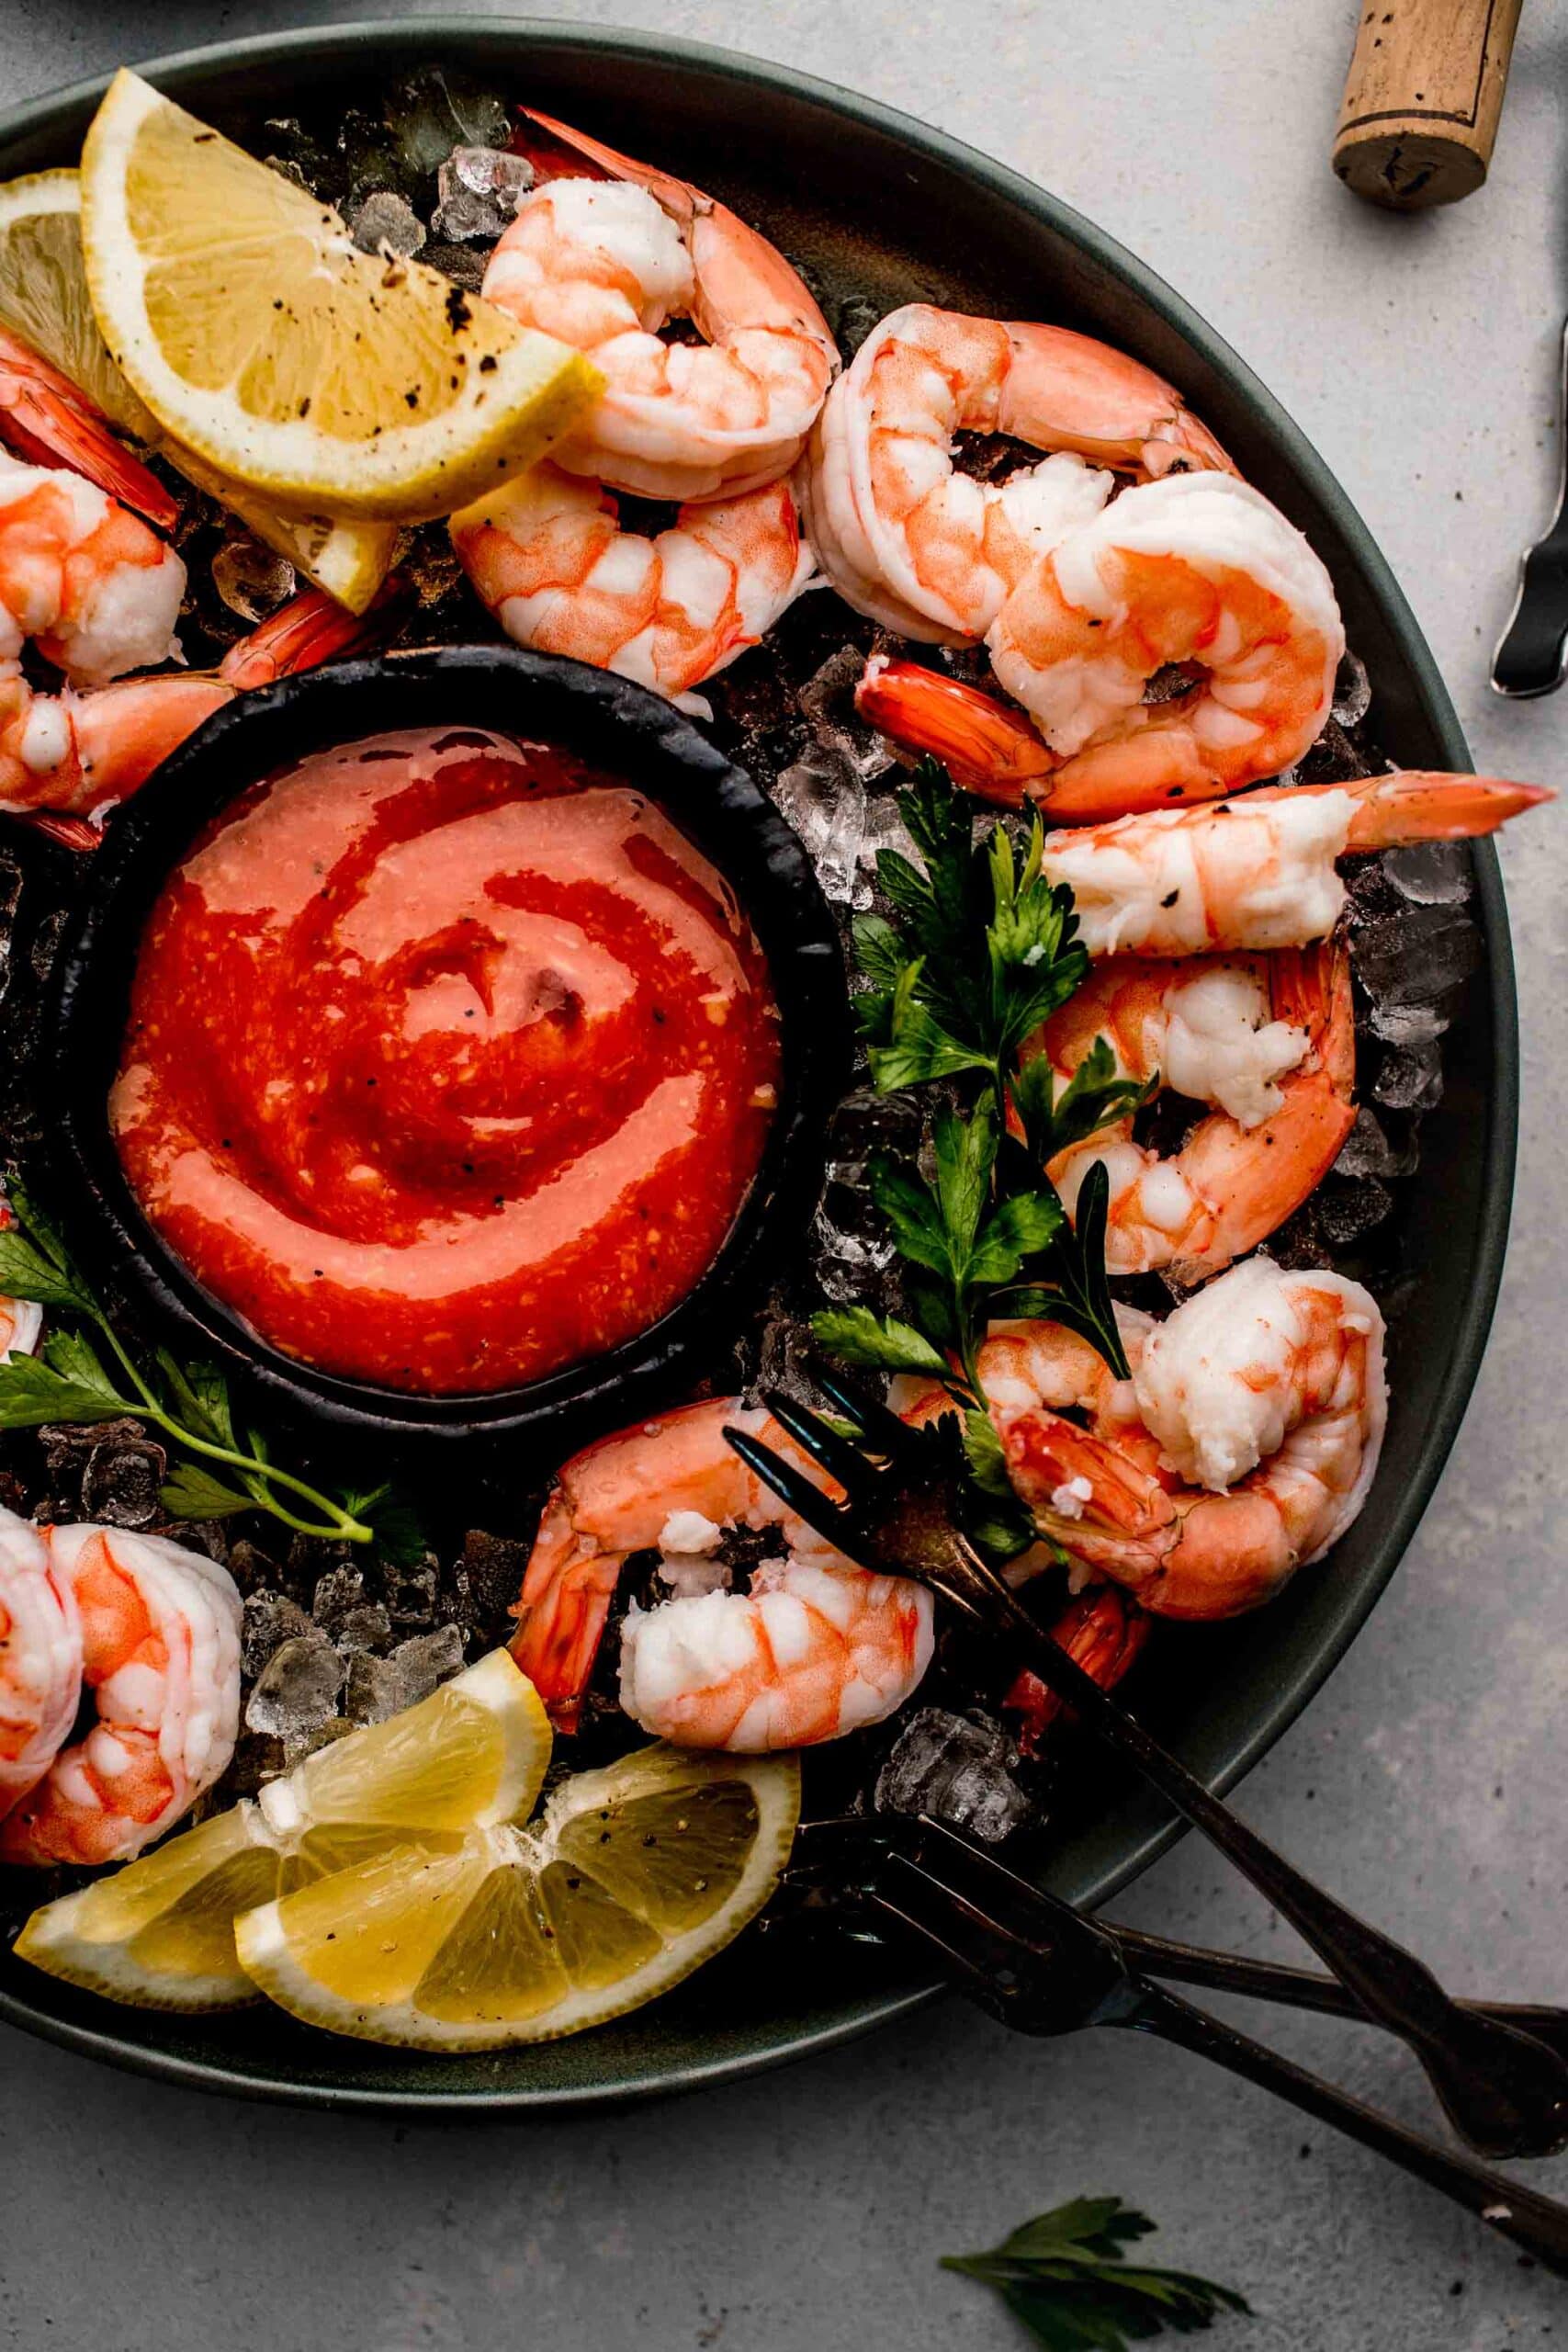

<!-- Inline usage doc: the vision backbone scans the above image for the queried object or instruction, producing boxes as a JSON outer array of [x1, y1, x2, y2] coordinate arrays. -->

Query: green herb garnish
[[0, 1188, 422, 1556], [942, 2194, 1250, 2350], [814, 757, 1150, 1410]]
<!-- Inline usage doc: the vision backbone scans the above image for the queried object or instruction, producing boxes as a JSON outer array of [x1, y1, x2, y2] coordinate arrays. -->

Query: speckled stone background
[[2, 4, 1566, 2346]]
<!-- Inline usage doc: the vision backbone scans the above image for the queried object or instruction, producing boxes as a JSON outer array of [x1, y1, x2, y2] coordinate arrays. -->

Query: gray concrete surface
[[2, 3, 1567, 2346]]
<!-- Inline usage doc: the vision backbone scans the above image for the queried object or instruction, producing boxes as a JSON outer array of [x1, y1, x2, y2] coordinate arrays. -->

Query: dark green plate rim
[[0, 15, 1515, 2112]]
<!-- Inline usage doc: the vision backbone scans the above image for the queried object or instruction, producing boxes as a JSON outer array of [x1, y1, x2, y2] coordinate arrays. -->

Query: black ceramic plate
[[0, 19, 1513, 2111]]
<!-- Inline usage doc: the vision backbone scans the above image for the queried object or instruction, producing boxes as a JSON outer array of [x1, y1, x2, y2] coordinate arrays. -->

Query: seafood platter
[[0, 27, 1537, 2107]]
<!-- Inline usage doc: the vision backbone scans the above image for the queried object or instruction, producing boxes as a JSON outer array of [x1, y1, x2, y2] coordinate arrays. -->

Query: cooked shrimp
[[0, 1525, 242, 1866], [997, 1258, 1388, 1619], [450, 464, 813, 709], [1036, 939, 1357, 1281], [483, 110, 839, 503], [0, 583, 396, 818], [0, 446, 184, 687], [511, 1396, 933, 1750], [1002, 1585, 1150, 1755], [0, 1510, 79, 1818], [1038, 772, 1552, 957], [799, 303, 1231, 642], [980, 473, 1345, 812], [0, 327, 176, 530]]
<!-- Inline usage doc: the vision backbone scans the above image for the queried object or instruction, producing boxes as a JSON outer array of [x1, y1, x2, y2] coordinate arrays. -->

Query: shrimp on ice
[[0, 1524, 242, 1866], [450, 463, 813, 710], [1003, 1585, 1151, 1756], [0, 1509, 80, 1818], [799, 303, 1232, 643], [1034, 938, 1356, 1281], [995, 1258, 1388, 1619], [0, 327, 176, 530], [0, 582, 400, 819], [0, 444, 184, 689], [483, 110, 840, 503], [1036, 771, 1552, 957], [511, 1397, 933, 1752]]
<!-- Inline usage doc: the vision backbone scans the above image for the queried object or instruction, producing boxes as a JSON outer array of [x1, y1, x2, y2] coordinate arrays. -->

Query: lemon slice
[[14, 1650, 550, 2010], [235, 1744, 801, 2051], [0, 165, 398, 610], [81, 71, 601, 523]]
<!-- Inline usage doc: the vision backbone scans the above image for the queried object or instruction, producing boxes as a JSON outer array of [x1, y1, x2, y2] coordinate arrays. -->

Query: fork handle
[[985, 1575, 1568, 2160], [1114, 1923, 1568, 2065], [1123, 1984, 1568, 2277]]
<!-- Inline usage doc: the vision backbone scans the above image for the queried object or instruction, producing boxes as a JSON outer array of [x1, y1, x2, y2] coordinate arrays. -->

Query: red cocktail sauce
[[111, 727, 782, 1394]]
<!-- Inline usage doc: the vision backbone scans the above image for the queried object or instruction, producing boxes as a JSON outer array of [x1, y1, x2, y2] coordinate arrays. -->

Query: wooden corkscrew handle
[[1334, 0, 1524, 209]]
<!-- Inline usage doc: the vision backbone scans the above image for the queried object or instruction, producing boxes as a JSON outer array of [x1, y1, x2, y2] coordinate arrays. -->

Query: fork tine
[[812, 1365, 922, 1462], [722, 1427, 860, 1554], [761, 1390, 882, 1501], [860, 1885, 1010, 2002]]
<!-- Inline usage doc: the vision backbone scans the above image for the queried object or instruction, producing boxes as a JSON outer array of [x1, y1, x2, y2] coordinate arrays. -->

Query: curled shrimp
[[483, 111, 839, 503], [0, 446, 184, 688], [450, 463, 813, 710], [0, 1524, 242, 1867], [799, 303, 1232, 643], [0, 1510, 80, 1818], [0, 582, 400, 819], [920, 471, 1341, 817], [0, 327, 176, 530], [511, 1397, 933, 1752], [1035, 771, 1551, 958], [1035, 938, 1356, 1282], [994, 1259, 1388, 1620]]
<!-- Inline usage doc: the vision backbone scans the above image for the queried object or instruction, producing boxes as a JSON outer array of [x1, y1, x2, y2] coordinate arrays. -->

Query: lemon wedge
[[234, 1743, 801, 2051], [14, 1649, 550, 2009], [80, 71, 600, 523], [0, 165, 400, 611]]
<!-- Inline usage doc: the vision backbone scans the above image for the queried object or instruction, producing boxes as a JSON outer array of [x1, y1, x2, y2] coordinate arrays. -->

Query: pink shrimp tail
[[0, 328, 177, 532], [1003, 1585, 1149, 1754], [509, 1514, 622, 1735], [1343, 771, 1554, 848], [856, 657, 1054, 804], [517, 107, 703, 221], [71, 675, 234, 809], [217, 575, 411, 688]]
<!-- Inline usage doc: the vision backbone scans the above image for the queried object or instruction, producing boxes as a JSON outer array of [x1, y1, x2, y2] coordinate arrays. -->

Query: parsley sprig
[[815, 757, 1148, 1401], [942, 2194, 1249, 2350], [0, 1188, 421, 1557]]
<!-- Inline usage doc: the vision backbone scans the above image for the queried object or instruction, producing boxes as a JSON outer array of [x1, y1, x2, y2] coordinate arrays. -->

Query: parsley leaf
[[942, 2194, 1250, 2351], [1002, 1160, 1131, 1383], [1010, 1038, 1154, 1167], [809, 1307, 950, 1381], [160, 1462, 262, 1521]]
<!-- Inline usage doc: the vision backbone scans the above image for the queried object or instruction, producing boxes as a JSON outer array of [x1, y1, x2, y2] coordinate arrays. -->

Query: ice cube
[[1330, 649, 1371, 728], [1313, 1177, 1393, 1248], [211, 531, 296, 625], [1351, 903, 1480, 1012], [244, 1630, 345, 1738], [1371, 1037, 1444, 1113], [383, 1556, 439, 1629], [1333, 1107, 1399, 1182], [310, 1566, 367, 1634], [241, 1590, 311, 1680], [1382, 842, 1472, 907], [382, 66, 511, 175], [344, 1624, 465, 1725], [799, 646, 896, 784], [78, 1432, 166, 1528], [748, 1306, 819, 1412], [347, 190, 427, 258], [1368, 999, 1447, 1046], [875, 1706, 1036, 1845], [422, 239, 489, 293], [770, 755, 866, 905], [434, 146, 533, 241], [858, 791, 916, 890]]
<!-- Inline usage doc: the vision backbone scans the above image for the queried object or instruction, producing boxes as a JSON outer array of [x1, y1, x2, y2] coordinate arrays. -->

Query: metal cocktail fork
[[723, 1377, 1568, 2163], [783, 1811, 1568, 2278]]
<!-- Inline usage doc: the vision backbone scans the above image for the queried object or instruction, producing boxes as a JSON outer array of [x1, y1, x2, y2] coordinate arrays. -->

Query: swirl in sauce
[[111, 727, 782, 1393]]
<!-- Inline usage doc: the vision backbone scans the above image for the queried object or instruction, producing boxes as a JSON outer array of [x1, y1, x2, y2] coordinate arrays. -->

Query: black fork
[[788, 1813, 1568, 2278], [724, 1379, 1568, 2162]]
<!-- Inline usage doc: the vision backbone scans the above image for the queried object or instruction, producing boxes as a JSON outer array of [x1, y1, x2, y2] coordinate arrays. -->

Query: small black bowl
[[43, 644, 849, 1484]]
